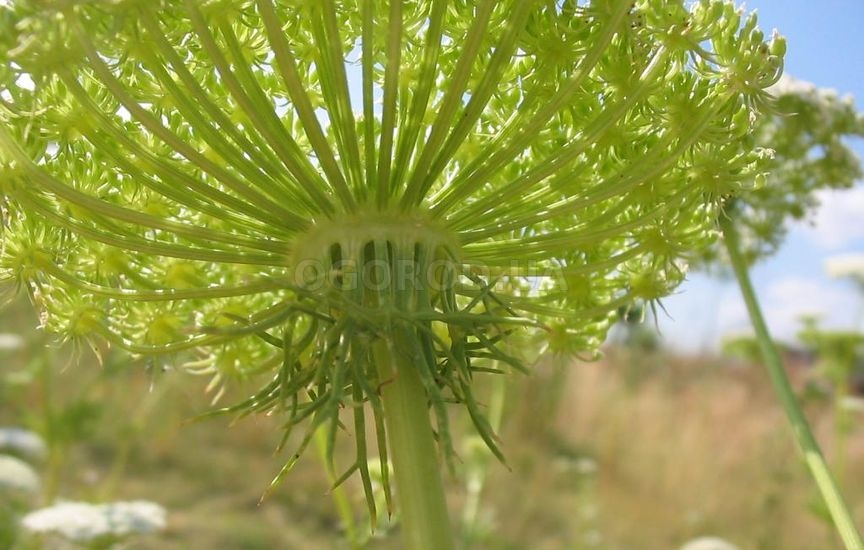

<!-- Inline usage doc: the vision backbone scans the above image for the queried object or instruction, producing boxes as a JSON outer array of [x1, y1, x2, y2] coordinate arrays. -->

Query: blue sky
[[658, 1, 864, 352]]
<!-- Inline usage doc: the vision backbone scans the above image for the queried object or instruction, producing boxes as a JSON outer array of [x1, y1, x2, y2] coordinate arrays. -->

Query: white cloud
[[718, 277, 861, 345], [799, 187, 864, 250], [660, 267, 864, 352], [764, 278, 854, 335]]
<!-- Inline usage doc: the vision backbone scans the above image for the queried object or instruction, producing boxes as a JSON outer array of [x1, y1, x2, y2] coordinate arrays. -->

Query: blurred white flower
[[0, 427, 47, 461], [839, 396, 864, 413], [680, 537, 740, 550], [575, 457, 598, 476], [825, 253, 864, 282], [0, 332, 24, 351], [22, 500, 166, 543], [768, 74, 817, 97], [0, 454, 40, 495]]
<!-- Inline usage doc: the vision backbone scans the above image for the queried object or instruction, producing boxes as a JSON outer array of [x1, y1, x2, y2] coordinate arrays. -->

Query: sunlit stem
[[834, 375, 851, 489], [372, 330, 453, 550], [721, 212, 863, 550]]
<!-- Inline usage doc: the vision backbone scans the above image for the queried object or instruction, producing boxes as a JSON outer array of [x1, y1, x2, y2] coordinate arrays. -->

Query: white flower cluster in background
[[22, 500, 167, 544], [0, 425, 168, 546], [0, 426, 47, 461], [0, 332, 24, 351], [825, 253, 864, 284], [0, 454, 40, 495], [0, 427, 43, 499], [680, 536, 740, 550]]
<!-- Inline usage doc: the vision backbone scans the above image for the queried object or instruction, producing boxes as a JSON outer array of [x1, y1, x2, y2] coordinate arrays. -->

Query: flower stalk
[[720, 211, 863, 550], [373, 332, 453, 550]]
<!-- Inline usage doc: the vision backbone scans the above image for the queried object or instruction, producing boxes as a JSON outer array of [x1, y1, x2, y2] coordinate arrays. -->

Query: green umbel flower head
[[0, 0, 782, 504]]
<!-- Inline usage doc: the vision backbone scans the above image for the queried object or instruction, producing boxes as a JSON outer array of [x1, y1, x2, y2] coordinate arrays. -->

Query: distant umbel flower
[[0, 427, 47, 462], [679, 537, 740, 550], [826, 253, 864, 284], [0, 0, 782, 491], [21, 500, 166, 544], [706, 74, 864, 266], [0, 454, 40, 496]]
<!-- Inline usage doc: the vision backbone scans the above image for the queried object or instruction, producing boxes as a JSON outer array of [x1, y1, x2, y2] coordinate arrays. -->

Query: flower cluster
[[22, 500, 166, 545], [1, 0, 783, 503], [701, 74, 864, 267]]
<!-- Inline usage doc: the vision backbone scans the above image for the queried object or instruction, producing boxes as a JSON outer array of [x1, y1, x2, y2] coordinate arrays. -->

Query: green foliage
[[722, 333, 789, 363], [799, 317, 864, 394]]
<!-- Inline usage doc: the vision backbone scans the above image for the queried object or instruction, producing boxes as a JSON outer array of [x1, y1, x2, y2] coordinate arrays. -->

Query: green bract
[[0, 0, 782, 507]]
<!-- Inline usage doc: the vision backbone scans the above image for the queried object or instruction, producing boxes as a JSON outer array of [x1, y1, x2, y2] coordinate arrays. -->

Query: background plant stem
[[721, 214, 863, 550], [461, 361, 507, 541], [313, 424, 359, 548], [373, 329, 453, 550]]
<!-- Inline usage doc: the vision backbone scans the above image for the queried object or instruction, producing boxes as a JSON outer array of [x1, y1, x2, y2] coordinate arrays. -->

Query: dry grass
[[484, 350, 864, 549]]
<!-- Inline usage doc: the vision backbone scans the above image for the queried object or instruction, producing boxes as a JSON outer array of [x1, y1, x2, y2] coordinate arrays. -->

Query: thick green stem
[[373, 331, 454, 550], [721, 215, 863, 549]]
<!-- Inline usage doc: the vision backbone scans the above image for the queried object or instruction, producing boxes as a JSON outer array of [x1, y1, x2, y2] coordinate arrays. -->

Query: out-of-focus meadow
[[2, 290, 863, 550]]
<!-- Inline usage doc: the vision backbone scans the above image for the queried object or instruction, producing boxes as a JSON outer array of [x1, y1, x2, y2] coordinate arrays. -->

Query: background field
[[2, 293, 863, 549]]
